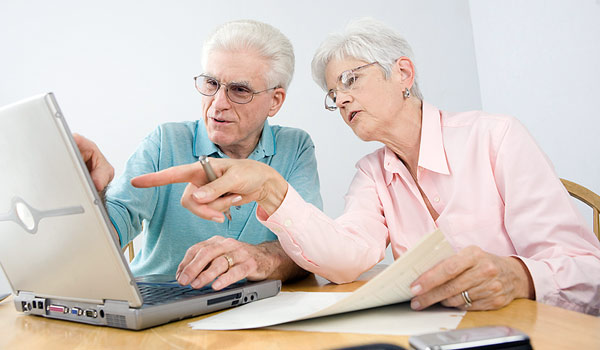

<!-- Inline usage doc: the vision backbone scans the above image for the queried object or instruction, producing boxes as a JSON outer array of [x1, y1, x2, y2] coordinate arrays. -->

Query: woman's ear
[[393, 57, 416, 90], [268, 88, 286, 117]]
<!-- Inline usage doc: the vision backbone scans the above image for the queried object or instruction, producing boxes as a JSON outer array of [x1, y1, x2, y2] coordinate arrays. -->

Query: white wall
[[4, 1, 597, 294], [469, 0, 600, 194], [0, 1, 480, 292]]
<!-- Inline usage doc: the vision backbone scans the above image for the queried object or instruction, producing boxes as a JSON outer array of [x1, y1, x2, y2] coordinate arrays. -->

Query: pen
[[198, 156, 232, 221]]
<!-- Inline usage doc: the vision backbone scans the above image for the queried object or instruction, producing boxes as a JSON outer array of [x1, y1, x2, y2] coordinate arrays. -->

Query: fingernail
[[193, 190, 207, 200], [175, 271, 180, 280], [411, 299, 421, 310], [191, 280, 203, 289], [411, 284, 422, 295], [212, 281, 222, 290], [212, 216, 224, 223], [231, 195, 242, 203], [179, 274, 189, 285]]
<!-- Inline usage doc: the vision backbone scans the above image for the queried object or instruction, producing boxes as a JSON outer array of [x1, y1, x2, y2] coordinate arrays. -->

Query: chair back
[[122, 241, 135, 263], [561, 178, 600, 241]]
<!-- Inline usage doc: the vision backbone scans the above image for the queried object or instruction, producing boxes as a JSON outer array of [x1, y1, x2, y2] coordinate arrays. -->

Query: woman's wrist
[[257, 169, 288, 216], [510, 256, 536, 300]]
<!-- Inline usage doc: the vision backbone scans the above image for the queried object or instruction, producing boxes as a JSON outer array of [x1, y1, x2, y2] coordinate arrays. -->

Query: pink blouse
[[258, 102, 600, 315]]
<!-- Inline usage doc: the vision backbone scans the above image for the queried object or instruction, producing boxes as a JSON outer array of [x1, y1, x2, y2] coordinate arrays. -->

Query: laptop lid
[[0, 93, 143, 307]]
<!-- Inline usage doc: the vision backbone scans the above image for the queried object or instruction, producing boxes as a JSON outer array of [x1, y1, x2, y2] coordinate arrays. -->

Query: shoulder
[[154, 121, 196, 138], [270, 124, 315, 149], [442, 109, 517, 129], [441, 109, 529, 144], [355, 147, 386, 172], [143, 121, 196, 144]]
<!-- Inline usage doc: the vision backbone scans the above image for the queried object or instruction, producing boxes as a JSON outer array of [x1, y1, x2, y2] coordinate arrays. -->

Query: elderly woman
[[133, 18, 600, 315]]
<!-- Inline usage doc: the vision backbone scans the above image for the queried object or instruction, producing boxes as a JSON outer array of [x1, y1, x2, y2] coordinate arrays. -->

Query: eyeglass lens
[[195, 75, 255, 104], [324, 69, 359, 110]]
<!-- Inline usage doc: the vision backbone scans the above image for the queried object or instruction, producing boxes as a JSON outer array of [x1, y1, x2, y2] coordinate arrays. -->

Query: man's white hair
[[311, 17, 423, 100], [202, 19, 295, 91]]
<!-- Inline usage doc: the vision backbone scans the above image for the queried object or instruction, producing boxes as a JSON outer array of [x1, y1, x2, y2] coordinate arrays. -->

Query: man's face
[[201, 49, 282, 158]]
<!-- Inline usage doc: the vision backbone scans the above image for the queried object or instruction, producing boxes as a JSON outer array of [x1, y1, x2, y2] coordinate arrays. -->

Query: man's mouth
[[210, 116, 231, 124], [348, 111, 359, 122]]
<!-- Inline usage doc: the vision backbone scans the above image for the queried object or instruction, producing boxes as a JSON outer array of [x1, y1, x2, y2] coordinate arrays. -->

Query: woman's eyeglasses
[[324, 61, 380, 111]]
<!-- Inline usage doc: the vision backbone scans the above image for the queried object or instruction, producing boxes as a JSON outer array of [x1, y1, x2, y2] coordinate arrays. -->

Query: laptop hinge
[[103, 299, 130, 311]]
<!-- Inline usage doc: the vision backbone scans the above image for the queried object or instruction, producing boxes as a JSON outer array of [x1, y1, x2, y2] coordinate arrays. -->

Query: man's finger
[[131, 163, 206, 188]]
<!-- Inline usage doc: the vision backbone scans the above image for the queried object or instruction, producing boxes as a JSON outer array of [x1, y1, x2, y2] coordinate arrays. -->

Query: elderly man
[[74, 19, 322, 290]]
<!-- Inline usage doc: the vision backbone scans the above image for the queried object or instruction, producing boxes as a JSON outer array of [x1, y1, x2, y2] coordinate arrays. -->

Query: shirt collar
[[383, 101, 450, 185], [418, 101, 450, 176], [193, 120, 275, 159]]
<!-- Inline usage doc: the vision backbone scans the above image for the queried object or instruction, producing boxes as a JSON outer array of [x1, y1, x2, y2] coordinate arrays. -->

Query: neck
[[384, 98, 423, 178], [219, 134, 262, 159]]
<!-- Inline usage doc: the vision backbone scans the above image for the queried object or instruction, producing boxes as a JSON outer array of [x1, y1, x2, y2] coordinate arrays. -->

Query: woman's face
[[324, 58, 404, 142]]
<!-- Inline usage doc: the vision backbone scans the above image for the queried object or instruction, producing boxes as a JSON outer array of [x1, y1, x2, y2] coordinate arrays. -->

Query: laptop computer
[[0, 93, 281, 330]]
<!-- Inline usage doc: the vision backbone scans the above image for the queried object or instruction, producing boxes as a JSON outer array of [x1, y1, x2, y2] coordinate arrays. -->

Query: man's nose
[[212, 86, 231, 109]]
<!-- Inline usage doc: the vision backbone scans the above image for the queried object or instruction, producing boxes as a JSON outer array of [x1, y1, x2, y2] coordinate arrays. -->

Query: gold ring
[[223, 254, 234, 270], [461, 290, 472, 308]]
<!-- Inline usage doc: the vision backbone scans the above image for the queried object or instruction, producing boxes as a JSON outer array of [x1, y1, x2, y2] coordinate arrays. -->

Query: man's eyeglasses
[[194, 74, 278, 104], [324, 61, 380, 111]]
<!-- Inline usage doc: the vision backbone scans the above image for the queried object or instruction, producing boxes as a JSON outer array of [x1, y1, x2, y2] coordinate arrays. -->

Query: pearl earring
[[403, 88, 410, 99]]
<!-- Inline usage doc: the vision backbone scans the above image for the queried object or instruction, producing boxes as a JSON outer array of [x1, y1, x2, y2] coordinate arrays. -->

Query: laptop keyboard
[[138, 284, 216, 306]]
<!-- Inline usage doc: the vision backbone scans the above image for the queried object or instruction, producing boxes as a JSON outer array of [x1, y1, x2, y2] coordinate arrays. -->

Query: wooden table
[[1, 268, 599, 349]]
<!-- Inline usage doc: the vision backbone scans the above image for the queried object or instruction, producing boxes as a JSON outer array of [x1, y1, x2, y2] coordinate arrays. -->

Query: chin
[[351, 127, 374, 142]]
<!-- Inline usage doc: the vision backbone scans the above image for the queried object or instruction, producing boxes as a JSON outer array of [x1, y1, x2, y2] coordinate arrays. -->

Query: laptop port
[[21, 301, 31, 312], [48, 305, 69, 314], [71, 307, 83, 316], [85, 309, 98, 318]]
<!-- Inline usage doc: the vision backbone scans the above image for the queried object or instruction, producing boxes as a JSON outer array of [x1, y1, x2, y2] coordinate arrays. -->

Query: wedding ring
[[461, 290, 473, 308], [223, 254, 234, 271]]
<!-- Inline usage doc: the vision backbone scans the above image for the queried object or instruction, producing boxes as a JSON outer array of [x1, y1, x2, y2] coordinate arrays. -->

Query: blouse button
[[284, 219, 293, 227], [433, 196, 440, 203]]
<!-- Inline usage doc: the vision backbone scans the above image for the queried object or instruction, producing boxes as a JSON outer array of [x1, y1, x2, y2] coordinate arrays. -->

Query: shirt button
[[235, 206, 241, 210], [433, 196, 440, 203], [284, 219, 293, 227]]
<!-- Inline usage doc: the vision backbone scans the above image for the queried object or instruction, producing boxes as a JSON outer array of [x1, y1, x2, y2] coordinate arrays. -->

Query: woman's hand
[[131, 158, 289, 222], [409, 246, 535, 311]]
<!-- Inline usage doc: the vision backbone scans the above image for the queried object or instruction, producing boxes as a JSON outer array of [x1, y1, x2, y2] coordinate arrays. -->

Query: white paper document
[[268, 301, 465, 335], [190, 229, 456, 331]]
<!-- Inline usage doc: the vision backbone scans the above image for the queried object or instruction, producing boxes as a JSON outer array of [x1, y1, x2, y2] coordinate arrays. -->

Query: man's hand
[[73, 133, 114, 192], [131, 158, 288, 222], [176, 236, 307, 290], [409, 246, 535, 311]]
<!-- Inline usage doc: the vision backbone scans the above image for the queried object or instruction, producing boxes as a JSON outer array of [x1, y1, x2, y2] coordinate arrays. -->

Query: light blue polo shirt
[[106, 120, 322, 276]]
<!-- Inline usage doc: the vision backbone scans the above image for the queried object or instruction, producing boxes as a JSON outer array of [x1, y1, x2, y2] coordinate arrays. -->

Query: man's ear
[[267, 88, 286, 117], [392, 57, 416, 90]]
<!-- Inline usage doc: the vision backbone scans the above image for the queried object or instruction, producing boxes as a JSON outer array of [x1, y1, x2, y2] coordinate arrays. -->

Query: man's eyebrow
[[229, 80, 251, 87]]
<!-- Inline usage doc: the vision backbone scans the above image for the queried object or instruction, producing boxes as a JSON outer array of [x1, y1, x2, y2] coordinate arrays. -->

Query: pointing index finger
[[131, 162, 207, 188]]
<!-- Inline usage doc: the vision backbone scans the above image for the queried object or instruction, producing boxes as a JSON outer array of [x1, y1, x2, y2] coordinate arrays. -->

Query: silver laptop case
[[0, 93, 281, 330]]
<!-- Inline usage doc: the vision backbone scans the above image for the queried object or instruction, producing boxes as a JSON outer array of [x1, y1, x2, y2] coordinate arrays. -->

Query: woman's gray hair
[[311, 18, 423, 100], [202, 19, 295, 91]]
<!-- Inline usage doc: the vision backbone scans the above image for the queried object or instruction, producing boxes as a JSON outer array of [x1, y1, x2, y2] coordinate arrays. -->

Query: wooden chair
[[561, 178, 600, 241], [122, 241, 135, 263]]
